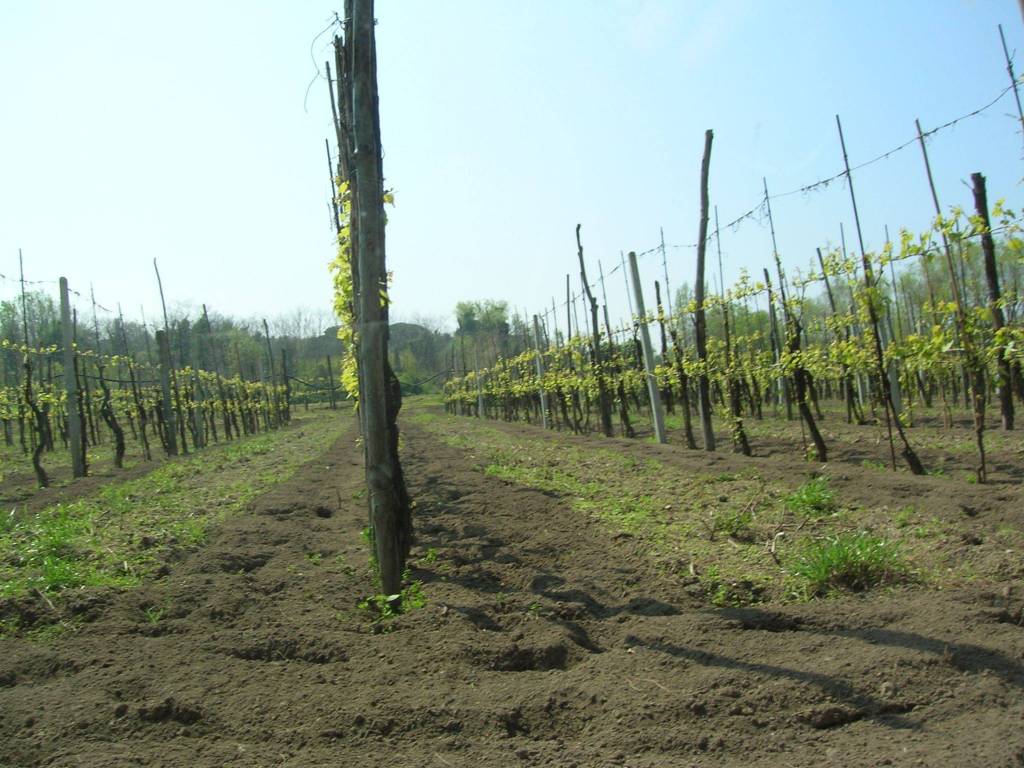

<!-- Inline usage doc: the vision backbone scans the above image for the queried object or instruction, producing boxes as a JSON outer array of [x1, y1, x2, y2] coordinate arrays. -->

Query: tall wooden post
[[576, 224, 613, 437], [973, 172, 1015, 430], [999, 24, 1024, 147], [694, 130, 716, 450], [627, 251, 666, 444], [838, 115, 924, 474], [763, 179, 793, 420], [262, 318, 279, 428], [156, 330, 178, 456], [816, 247, 862, 424], [532, 314, 549, 429], [352, 0, 411, 598], [59, 277, 85, 477]]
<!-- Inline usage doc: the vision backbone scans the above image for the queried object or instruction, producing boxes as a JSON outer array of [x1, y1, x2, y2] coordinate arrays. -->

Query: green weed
[[894, 506, 915, 529], [358, 579, 427, 623], [790, 532, 905, 598], [143, 605, 165, 624], [785, 477, 837, 518], [711, 507, 753, 539]]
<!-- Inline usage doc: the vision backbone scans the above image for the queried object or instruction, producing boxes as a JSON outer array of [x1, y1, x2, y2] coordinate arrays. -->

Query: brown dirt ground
[[1, 407, 1023, 767]]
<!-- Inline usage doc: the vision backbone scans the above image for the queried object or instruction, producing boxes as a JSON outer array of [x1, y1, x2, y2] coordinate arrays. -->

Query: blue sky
[[2, 1, 1023, 333]]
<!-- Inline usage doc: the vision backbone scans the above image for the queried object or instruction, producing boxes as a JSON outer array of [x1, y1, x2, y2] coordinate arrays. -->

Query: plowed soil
[[2, 408, 1023, 767]]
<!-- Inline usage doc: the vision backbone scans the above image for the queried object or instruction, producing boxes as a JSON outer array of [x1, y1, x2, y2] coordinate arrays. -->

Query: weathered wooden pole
[[714, 211, 751, 455], [763, 178, 793, 420], [914, 117, 987, 478], [816, 247, 862, 424], [999, 24, 1024, 147], [156, 330, 178, 456], [261, 318, 280, 428], [59, 277, 86, 477], [838, 114, 924, 474], [352, 0, 411, 597], [973, 172, 1014, 431], [577, 224, 613, 437], [326, 138, 342, 232], [694, 130, 716, 450], [627, 251, 666, 444], [532, 314, 549, 429]]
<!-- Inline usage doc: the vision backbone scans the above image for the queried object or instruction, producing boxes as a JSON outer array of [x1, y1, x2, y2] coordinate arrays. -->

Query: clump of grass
[[791, 532, 905, 598], [699, 564, 766, 607], [711, 507, 753, 539], [785, 476, 837, 518], [893, 505, 915, 529]]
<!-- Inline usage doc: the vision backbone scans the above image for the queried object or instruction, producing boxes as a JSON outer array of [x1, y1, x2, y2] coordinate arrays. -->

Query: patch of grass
[[0, 411, 346, 601], [893, 506, 915, 529], [699, 564, 766, 606], [790, 532, 905, 599], [911, 517, 945, 540], [710, 507, 753, 539], [417, 414, 784, 603], [785, 477, 837, 518], [418, 412, 959, 607]]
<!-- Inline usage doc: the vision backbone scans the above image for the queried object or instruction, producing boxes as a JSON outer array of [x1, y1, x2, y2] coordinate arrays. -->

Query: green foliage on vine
[[328, 179, 361, 404], [444, 203, 1024, 420]]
